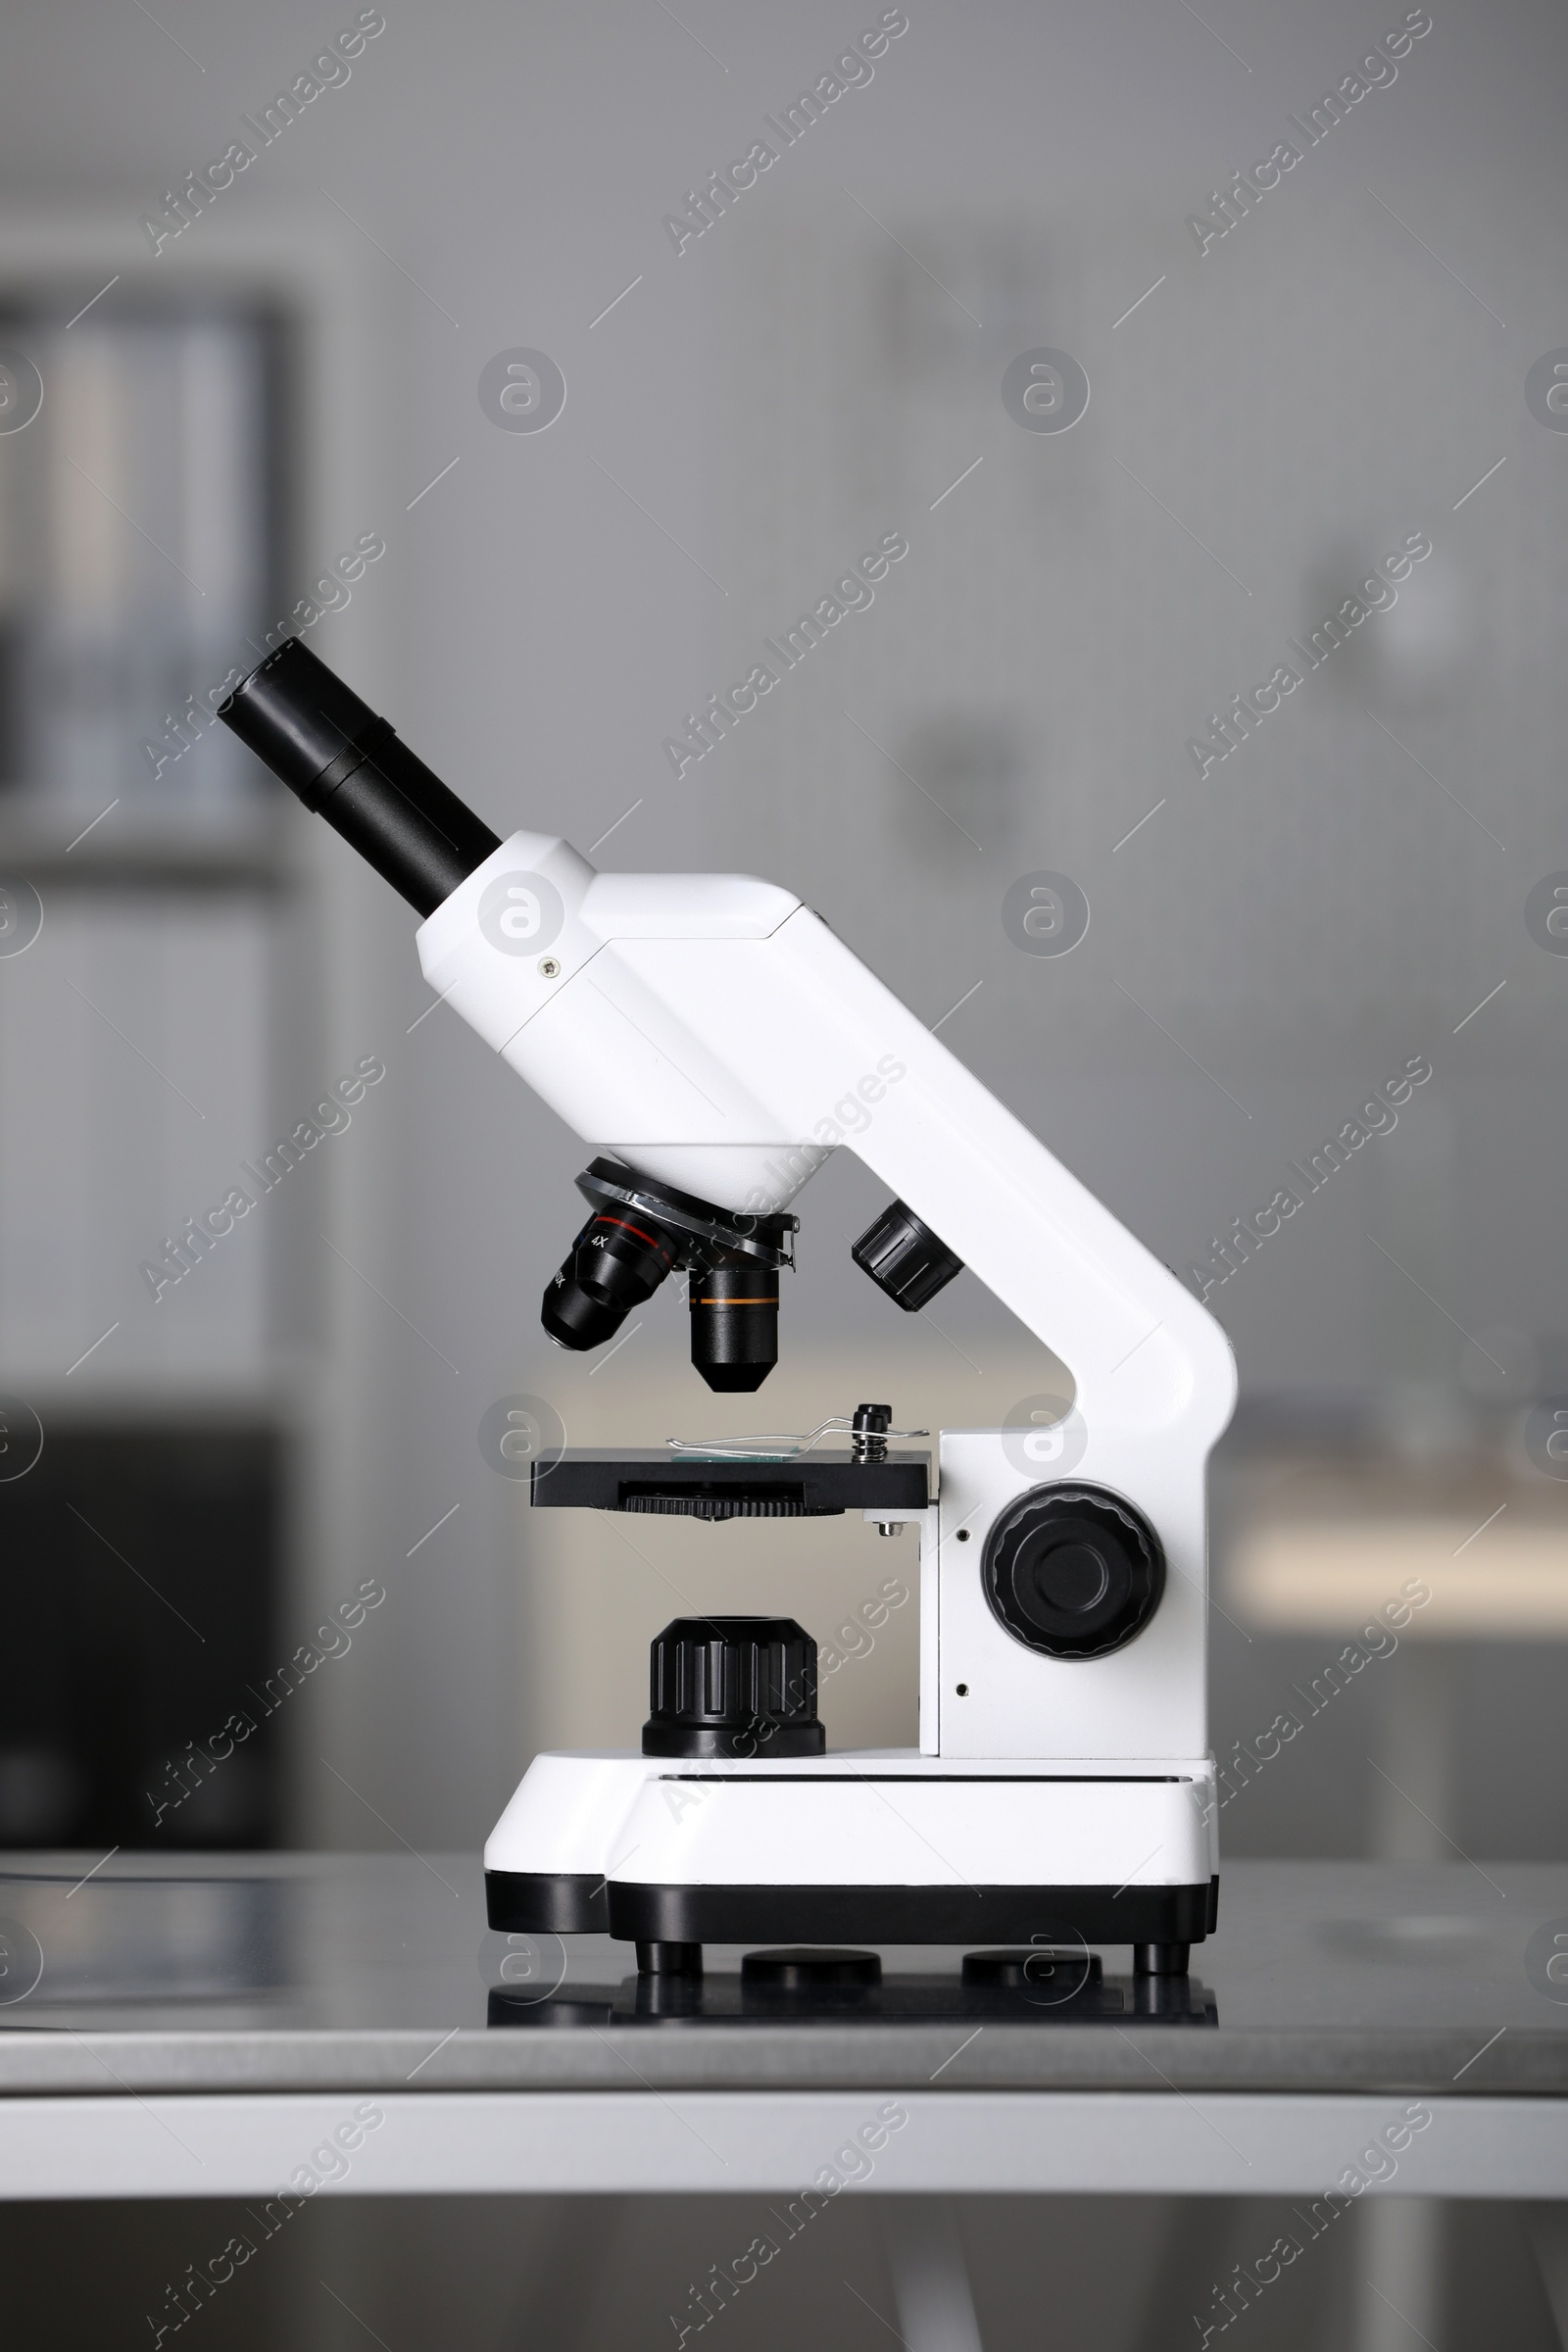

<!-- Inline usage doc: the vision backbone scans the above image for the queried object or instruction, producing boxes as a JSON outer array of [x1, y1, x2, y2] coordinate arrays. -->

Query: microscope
[[220, 639, 1237, 1984]]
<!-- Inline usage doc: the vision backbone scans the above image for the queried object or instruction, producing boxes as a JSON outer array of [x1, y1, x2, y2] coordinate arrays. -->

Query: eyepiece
[[218, 634, 381, 792], [218, 638, 501, 915]]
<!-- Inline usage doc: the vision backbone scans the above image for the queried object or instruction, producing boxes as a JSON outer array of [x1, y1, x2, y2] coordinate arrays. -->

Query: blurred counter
[[0, 1853, 1566, 2199]]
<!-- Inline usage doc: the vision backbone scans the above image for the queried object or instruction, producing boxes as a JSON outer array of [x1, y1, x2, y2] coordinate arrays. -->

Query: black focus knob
[[982, 1485, 1165, 1660], [643, 1617, 826, 1759], [852, 1199, 963, 1311]]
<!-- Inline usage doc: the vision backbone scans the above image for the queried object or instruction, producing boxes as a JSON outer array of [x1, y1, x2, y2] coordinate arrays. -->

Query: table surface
[[0, 1852, 1564, 2101]]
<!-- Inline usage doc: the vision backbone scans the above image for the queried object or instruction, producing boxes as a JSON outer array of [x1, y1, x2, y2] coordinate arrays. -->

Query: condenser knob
[[643, 1616, 826, 1759]]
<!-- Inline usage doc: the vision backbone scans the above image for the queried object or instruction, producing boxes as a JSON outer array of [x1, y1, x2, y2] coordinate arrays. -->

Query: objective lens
[[541, 1210, 678, 1351], [689, 1251, 779, 1394], [541, 1161, 796, 1389]]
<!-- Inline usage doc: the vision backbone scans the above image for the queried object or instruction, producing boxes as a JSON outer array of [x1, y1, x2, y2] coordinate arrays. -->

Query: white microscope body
[[417, 830, 1237, 1965]]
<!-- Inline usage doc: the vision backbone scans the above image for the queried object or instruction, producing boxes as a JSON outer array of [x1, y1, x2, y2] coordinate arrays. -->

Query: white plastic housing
[[927, 1432, 1206, 1758], [484, 1749, 1217, 1895]]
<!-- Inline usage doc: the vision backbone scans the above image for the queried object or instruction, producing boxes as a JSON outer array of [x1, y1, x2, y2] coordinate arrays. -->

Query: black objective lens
[[543, 1160, 797, 1391], [688, 1250, 779, 1394], [542, 1209, 680, 1352]]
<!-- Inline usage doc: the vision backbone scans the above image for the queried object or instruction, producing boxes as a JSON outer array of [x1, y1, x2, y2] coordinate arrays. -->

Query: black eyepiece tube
[[218, 637, 501, 915]]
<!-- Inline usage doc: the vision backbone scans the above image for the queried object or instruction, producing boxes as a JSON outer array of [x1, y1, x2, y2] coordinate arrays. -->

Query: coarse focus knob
[[643, 1616, 826, 1759], [851, 1199, 963, 1311], [982, 1485, 1165, 1660]]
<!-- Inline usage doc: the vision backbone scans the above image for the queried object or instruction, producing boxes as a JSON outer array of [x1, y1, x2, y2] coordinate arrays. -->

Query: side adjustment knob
[[852, 1199, 962, 1311], [643, 1616, 826, 1758], [981, 1485, 1165, 1660]]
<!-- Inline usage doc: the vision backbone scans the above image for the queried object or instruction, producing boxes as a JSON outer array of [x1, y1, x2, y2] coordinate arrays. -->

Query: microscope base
[[488, 1868, 1217, 1950], [483, 1749, 1219, 1959]]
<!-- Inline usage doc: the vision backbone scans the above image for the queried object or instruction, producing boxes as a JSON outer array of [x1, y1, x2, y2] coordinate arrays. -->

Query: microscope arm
[[416, 826, 1237, 1455]]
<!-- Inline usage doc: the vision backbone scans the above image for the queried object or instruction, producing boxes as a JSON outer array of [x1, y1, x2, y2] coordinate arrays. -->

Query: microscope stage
[[531, 1446, 931, 1521]]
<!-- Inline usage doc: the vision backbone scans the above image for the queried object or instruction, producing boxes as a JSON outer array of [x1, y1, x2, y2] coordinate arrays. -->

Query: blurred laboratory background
[[0, 0, 1565, 2338]]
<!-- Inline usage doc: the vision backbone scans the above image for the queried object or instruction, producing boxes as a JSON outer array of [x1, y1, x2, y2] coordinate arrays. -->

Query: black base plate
[[486, 1870, 1218, 1947]]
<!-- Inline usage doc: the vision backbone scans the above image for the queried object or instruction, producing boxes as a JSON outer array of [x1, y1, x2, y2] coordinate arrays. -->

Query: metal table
[[0, 1853, 1565, 2208]]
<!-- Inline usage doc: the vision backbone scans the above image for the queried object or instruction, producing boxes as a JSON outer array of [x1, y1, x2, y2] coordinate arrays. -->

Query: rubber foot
[[1133, 1940, 1190, 1977], [636, 1939, 703, 1977]]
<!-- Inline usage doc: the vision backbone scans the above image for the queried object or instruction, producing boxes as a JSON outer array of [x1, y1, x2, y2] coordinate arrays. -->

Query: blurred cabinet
[[0, 307, 280, 809], [0, 1426, 282, 1845], [0, 886, 274, 1384], [0, 238, 390, 1850]]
